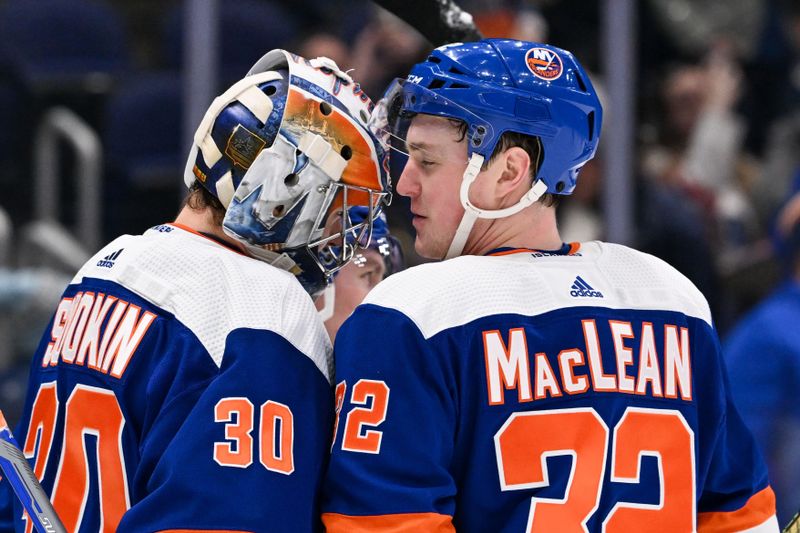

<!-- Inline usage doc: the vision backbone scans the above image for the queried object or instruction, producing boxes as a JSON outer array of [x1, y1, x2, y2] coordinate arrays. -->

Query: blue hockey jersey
[[0, 223, 333, 532], [322, 242, 778, 532]]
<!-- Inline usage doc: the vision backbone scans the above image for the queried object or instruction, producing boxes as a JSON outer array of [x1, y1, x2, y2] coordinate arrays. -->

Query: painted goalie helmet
[[184, 49, 391, 295]]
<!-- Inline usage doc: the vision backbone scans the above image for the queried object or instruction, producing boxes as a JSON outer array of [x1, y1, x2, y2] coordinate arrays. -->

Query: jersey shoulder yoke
[[71, 225, 332, 380], [364, 241, 711, 339]]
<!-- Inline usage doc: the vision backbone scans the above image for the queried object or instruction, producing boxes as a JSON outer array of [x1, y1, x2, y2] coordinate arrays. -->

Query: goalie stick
[[372, 0, 483, 47], [0, 411, 66, 533], [785, 510, 800, 533]]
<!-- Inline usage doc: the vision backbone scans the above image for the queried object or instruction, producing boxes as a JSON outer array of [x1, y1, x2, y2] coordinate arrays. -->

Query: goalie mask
[[184, 49, 391, 296]]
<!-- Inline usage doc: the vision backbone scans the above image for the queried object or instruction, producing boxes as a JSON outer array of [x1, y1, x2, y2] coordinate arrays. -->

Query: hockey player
[[316, 207, 404, 342], [0, 49, 389, 532], [322, 39, 778, 532]]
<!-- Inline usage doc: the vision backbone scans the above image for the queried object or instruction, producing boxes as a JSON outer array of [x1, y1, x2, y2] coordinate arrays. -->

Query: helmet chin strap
[[444, 153, 549, 260]]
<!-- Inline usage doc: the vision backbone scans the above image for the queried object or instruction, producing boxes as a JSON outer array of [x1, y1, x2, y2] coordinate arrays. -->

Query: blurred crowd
[[0, 0, 798, 522]]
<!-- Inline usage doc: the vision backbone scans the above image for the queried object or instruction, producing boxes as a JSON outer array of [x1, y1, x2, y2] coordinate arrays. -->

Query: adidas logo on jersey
[[97, 248, 123, 268], [570, 275, 603, 298]]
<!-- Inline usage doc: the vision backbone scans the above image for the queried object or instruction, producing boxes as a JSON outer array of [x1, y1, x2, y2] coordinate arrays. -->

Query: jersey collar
[[486, 242, 581, 257], [167, 223, 249, 256]]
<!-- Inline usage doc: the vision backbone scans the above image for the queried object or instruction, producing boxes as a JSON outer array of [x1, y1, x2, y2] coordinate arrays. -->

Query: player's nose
[[396, 162, 420, 198]]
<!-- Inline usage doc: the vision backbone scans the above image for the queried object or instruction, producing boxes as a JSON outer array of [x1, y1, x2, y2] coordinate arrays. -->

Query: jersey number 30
[[213, 397, 295, 475], [495, 406, 695, 532]]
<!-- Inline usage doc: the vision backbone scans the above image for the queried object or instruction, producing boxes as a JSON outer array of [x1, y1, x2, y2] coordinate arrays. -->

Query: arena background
[[0, 0, 797, 520]]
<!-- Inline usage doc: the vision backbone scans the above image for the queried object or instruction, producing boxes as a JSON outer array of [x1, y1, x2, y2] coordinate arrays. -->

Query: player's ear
[[496, 146, 531, 195]]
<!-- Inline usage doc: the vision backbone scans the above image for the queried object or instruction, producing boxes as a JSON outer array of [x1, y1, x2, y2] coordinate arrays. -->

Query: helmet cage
[[307, 181, 387, 279], [319, 204, 404, 282]]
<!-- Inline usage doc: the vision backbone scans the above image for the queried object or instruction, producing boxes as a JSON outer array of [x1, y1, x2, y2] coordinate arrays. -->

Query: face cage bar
[[308, 181, 391, 283]]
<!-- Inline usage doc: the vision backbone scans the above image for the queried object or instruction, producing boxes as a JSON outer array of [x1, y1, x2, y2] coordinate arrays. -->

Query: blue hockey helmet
[[374, 39, 602, 196], [184, 49, 391, 296]]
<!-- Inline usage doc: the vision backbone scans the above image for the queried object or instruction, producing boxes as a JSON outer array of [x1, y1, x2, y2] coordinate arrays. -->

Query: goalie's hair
[[182, 181, 226, 226]]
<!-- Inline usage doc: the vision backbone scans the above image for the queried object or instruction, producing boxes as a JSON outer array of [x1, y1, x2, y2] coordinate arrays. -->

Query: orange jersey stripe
[[697, 486, 776, 532], [487, 242, 582, 257], [322, 512, 455, 532], [488, 248, 536, 257]]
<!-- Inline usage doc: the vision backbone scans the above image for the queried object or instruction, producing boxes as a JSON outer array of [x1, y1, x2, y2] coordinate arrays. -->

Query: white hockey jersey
[[0, 223, 333, 532]]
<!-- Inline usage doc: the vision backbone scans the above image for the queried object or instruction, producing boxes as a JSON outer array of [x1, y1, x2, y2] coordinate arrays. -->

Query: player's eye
[[360, 269, 380, 287]]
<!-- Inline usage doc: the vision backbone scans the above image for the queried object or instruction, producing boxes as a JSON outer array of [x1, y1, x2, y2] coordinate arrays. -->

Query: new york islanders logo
[[526, 47, 563, 81]]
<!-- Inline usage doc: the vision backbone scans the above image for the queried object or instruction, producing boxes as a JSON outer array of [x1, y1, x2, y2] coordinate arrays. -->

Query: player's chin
[[413, 238, 445, 260]]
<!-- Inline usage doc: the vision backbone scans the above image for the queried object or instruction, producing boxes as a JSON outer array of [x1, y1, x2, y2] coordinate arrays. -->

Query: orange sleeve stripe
[[697, 486, 777, 532], [322, 512, 455, 532]]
